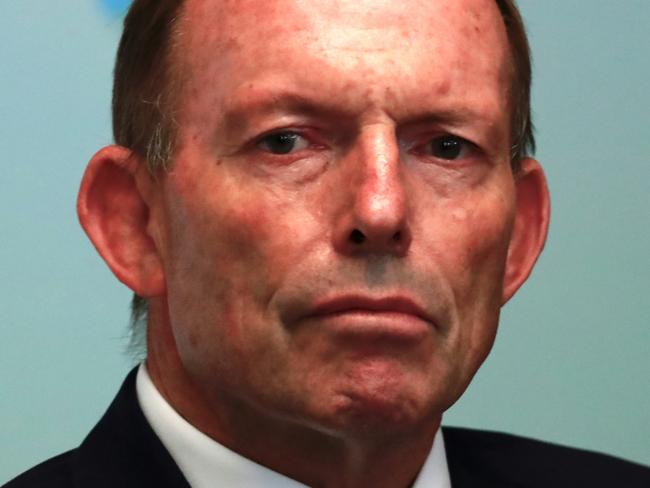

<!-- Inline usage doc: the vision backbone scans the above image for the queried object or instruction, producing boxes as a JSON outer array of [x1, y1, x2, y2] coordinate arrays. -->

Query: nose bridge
[[356, 123, 404, 221], [332, 122, 411, 256]]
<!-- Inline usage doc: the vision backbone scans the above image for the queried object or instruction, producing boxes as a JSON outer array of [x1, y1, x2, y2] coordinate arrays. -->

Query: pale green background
[[1, 1, 648, 483]]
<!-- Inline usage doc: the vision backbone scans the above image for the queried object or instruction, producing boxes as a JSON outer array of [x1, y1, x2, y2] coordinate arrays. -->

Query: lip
[[308, 294, 434, 327]]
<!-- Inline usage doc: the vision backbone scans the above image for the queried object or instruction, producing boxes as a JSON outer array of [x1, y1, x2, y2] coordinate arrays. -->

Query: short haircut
[[112, 0, 535, 352]]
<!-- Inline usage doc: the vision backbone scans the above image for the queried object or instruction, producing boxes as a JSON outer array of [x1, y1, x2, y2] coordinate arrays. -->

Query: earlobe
[[502, 158, 551, 304], [77, 145, 166, 297]]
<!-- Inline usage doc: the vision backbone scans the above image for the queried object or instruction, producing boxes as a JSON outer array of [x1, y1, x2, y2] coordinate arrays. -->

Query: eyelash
[[411, 134, 478, 162], [256, 130, 313, 155], [253, 129, 479, 164]]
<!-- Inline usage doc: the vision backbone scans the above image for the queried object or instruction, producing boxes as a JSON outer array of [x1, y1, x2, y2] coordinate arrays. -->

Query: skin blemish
[[451, 206, 469, 222]]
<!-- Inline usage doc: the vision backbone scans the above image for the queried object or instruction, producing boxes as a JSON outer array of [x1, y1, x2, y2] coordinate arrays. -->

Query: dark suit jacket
[[5, 368, 650, 487]]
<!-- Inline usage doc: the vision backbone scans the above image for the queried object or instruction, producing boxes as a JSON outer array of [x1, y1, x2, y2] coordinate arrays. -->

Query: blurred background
[[1, 0, 648, 482]]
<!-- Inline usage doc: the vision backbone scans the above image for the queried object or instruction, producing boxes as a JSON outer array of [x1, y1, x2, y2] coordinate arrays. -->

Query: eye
[[428, 135, 473, 160], [257, 131, 310, 155]]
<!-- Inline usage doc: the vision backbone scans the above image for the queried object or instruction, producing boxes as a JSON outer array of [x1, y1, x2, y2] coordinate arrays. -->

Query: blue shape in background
[[99, 0, 131, 17]]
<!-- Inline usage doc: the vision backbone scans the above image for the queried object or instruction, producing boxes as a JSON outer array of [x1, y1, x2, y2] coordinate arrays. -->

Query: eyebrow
[[218, 92, 352, 136], [218, 89, 506, 143]]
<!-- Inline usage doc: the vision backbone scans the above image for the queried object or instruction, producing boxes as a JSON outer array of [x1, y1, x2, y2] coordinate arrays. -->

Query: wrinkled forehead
[[180, 0, 506, 44], [174, 0, 511, 119]]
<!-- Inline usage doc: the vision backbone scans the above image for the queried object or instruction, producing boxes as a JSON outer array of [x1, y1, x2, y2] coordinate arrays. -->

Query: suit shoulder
[[442, 426, 650, 488], [3, 450, 76, 488]]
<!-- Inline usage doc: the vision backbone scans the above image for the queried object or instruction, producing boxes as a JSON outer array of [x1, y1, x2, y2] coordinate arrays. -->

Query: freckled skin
[[139, 0, 533, 486]]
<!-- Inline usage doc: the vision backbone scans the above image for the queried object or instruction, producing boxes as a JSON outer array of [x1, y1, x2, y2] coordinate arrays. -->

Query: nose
[[332, 124, 411, 257]]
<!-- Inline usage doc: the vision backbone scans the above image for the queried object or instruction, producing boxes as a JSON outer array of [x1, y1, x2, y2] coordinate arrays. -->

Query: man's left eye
[[258, 132, 310, 155], [428, 135, 472, 160]]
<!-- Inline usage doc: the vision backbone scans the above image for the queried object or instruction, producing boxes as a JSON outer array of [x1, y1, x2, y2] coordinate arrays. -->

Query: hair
[[112, 0, 535, 355]]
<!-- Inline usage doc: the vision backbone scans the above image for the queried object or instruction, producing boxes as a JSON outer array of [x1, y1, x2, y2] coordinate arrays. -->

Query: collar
[[136, 364, 451, 487]]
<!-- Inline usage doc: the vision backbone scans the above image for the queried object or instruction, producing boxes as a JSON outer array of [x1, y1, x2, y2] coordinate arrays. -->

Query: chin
[[310, 367, 442, 438], [320, 392, 438, 441]]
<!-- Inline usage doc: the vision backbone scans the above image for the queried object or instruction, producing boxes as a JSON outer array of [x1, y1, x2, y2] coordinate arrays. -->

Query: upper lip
[[308, 294, 432, 324]]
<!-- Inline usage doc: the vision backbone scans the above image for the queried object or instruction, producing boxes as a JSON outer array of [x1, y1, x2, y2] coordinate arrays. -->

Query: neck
[[145, 298, 440, 488]]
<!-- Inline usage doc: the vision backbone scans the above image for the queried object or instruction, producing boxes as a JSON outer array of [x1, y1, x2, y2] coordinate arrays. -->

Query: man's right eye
[[257, 132, 310, 155]]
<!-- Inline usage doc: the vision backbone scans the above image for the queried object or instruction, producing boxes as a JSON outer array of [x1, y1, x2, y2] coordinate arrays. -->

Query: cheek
[[161, 168, 318, 348], [165, 170, 272, 287], [456, 202, 512, 275], [159, 174, 264, 333], [445, 189, 515, 367], [417, 181, 514, 346], [433, 176, 515, 293]]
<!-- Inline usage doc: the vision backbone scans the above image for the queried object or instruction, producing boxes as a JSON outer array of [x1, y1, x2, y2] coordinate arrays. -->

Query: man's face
[[155, 0, 515, 434]]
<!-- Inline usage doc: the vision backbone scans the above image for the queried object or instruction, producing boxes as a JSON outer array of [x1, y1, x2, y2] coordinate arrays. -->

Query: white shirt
[[136, 364, 451, 488]]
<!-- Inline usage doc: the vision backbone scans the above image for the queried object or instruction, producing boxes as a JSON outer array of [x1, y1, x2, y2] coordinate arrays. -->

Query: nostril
[[393, 231, 401, 242], [350, 229, 366, 244]]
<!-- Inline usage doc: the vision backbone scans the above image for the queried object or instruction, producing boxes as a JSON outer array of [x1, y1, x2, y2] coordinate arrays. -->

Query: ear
[[502, 158, 551, 304], [77, 145, 166, 297]]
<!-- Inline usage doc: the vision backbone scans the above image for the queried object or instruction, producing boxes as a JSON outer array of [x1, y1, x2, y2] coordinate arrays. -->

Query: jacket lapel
[[71, 367, 190, 488]]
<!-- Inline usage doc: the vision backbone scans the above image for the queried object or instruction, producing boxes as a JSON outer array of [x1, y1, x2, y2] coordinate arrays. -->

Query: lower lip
[[307, 310, 432, 342]]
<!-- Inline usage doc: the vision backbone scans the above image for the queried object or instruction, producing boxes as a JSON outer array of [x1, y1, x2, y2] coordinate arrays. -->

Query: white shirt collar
[[136, 364, 451, 487]]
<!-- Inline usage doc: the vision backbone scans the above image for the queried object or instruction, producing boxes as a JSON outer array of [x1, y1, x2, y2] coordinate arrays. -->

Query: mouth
[[306, 294, 435, 341]]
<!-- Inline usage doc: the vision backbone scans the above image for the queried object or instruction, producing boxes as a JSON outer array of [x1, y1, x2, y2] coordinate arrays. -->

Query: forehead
[[175, 0, 511, 126], [180, 0, 506, 47]]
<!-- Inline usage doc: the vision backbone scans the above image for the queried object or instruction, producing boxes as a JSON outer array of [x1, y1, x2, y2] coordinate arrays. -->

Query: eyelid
[[408, 133, 475, 153], [257, 131, 307, 151], [254, 127, 332, 155], [253, 127, 313, 145]]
